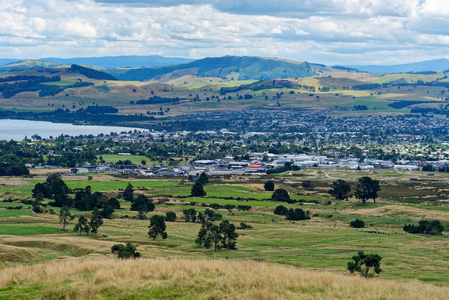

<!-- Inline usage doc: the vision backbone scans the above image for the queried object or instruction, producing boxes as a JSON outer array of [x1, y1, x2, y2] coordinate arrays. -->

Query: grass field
[[2, 172, 449, 297]]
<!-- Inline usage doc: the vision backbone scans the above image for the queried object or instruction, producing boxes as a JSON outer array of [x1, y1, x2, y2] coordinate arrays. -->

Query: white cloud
[[0, 0, 448, 65]]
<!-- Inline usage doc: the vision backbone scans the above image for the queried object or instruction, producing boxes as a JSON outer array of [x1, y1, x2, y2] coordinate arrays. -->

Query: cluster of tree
[[0, 108, 155, 127], [347, 251, 382, 278], [273, 205, 310, 221], [68, 64, 117, 80], [122, 183, 155, 219], [0, 154, 29, 176], [403, 220, 444, 235], [134, 96, 181, 105], [39, 81, 94, 97], [0, 75, 61, 98], [79, 105, 118, 114], [183, 208, 222, 223], [111, 243, 141, 259], [266, 162, 301, 174], [59, 206, 103, 234], [354, 177, 380, 204], [73, 186, 120, 216], [195, 209, 238, 251], [353, 105, 368, 111], [352, 83, 381, 90], [33, 174, 118, 219], [219, 79, 300, 95]]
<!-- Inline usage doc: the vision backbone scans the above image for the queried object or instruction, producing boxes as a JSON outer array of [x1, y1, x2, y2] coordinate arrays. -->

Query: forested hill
[[105, 56, 318, 81]]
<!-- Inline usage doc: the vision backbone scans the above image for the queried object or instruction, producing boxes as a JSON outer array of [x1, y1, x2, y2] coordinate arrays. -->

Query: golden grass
[[0, 257, 448, 299]]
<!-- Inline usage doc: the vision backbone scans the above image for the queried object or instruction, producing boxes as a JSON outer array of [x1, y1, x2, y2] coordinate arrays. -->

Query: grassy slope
[[0, 257, 449, 299]]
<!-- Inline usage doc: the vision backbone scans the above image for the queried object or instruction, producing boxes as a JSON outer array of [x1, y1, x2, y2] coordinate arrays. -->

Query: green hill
[[106, 56, 317, 81]]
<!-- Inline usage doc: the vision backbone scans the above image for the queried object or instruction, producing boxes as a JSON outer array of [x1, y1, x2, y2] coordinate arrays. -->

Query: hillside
[[0, 257, 448, 299], [106, 56, 318, 81]]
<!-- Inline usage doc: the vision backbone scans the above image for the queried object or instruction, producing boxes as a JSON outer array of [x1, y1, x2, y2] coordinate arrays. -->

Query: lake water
[[0, 119, 147, 141]]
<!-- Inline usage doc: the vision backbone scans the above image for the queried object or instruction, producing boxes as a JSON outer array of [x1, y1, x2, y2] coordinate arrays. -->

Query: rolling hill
[[105, 56, 319, 81]]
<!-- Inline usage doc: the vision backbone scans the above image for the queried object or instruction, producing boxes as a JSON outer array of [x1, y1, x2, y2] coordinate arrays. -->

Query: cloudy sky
[[2, 0, 449, 65]]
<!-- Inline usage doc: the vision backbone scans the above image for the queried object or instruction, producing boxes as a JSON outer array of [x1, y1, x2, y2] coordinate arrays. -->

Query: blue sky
[[1, 0, 449, 65]]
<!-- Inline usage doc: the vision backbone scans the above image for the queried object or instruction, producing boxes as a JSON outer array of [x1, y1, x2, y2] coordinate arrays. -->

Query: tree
[[197, 172, 209, 185], [148, 215, 168, 240], [329, 179, 351, 201], [219, 220, 238, 250], [264, 180, 275, 191], [106, 197, 120, 209], [111, 243, 141, 259], [347, 251, 382, 278], [123, 182, 134, 202], [354, 177, 380, 204], [89, 208, 103, 233], [183, 208, 197, 222], [165, 211, 177, 222], [191, 181, 206, 197], [74, 215, 90, 235], [131, 194, 155, 212], [350, 219, 365, 228], [32, 193, 44, 213], [271, 189, 292, 203], [59, 206, 74, 232]]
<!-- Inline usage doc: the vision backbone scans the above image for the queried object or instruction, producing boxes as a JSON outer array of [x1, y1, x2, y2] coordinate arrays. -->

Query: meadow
[[2, 170, 449, 298]]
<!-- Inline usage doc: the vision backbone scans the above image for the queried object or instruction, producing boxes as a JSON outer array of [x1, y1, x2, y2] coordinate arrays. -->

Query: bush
[[350, 219, 365, 228], [111, 243, 141, 259], [165, 211, 177, 222], [237, 222, 252, 229], [403, 220, 444, 235], [273, 205, 288, 216], [286, 208, 310, 221]]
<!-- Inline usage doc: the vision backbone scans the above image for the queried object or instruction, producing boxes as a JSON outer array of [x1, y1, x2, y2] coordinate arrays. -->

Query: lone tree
[[89, 208, 103, 233], [74, 215, 90, 235], [220, 220, 238, 250], [329, 179, 351, 201], [183, 208, 197, 222], [59, 206, 74, 232], [197, 172, 209, 185], [148, 215, 168, 240], [354, 177, 380, 204], [191, 181, 206, 197], [350, 219, 365, 228], [131, 194, 155, 212], [123, 182, 134, 202], [271, 188, 292, 203], [111, 243, 141, 259], [264, 180, 275, 191], [347, 251, 382, 278]]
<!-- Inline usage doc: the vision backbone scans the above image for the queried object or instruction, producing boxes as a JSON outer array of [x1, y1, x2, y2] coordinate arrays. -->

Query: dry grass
[[0, 257, 448, 299]]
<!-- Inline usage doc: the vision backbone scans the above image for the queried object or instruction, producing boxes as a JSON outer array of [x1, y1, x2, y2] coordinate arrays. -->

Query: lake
[[0, 119, 147, 141]]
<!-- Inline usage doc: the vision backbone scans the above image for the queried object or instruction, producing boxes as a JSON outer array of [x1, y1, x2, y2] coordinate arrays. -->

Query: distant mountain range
[[347, 58, 449, 73], [0, 55, 193, 69]]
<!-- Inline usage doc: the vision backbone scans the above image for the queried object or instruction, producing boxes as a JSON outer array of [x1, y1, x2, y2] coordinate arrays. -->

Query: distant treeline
[[69, 64, 117, 80], [0, 108, 154, 126], [352, 83, 381, 90], [77, 105, 119, 114], [39, 81, 93, 97], [220, 80, 301, 95], [132, 96, 181, 105], [0, 76, 61, 98]]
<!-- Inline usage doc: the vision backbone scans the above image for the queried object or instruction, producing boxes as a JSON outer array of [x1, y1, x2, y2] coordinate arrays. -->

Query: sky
[[2, 0, 449, 65]]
